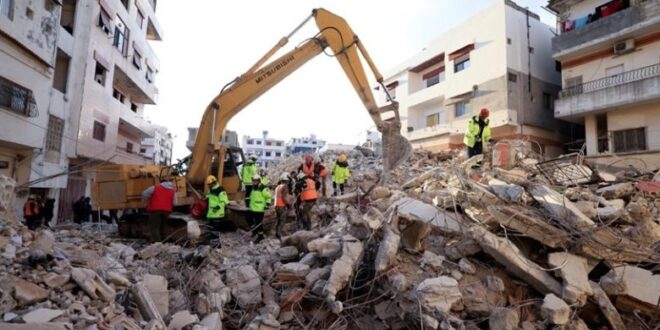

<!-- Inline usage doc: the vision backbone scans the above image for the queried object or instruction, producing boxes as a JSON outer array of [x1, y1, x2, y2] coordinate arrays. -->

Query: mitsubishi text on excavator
[[92, 8, 411, 238]]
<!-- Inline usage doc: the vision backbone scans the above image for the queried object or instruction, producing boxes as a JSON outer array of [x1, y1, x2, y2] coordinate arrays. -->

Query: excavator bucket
[[381, 123, 412, 175]]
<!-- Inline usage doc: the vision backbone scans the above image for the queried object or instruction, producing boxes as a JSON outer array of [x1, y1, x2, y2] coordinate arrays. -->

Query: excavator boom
[[187, 8, 411, 186]]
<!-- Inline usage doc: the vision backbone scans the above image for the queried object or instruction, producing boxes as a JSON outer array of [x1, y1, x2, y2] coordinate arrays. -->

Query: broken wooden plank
[[589, 281, 626, 330]]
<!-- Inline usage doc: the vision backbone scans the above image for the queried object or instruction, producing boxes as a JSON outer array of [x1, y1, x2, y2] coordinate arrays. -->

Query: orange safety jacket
[[301, 178, 318, 201], [275, 184, 288, 208], [300, 162, 314, 176], [23, 200, 39, 217]]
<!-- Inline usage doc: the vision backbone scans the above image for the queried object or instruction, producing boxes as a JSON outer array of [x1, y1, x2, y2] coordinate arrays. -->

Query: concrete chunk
[[528, 184, 595, 229], [600, 265, 660, 314], [590, 281, 626, 330], [489, 307, 519, 330], [226, 265, 262, 308], [323, 235, 363, 313], [547, 252, 592, 306], [277, 246, 299, 262], [394, 197, 462, 234], [541, 293, 570, 325], [144, 274, 169, 317], [200, 312, 222, 330], [21, 308, 63, 323], [415, 276, 463, 314], [168, 310, 199, 330], [11, 278, 50, 306], [71, 267, 115, 302]]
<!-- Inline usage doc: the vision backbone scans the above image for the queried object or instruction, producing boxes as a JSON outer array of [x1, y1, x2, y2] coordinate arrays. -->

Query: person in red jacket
[[142, 179, 177, 242]]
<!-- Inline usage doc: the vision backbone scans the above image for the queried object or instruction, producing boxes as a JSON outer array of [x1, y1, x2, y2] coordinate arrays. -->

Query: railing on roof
[[560, 63, 660, 98]]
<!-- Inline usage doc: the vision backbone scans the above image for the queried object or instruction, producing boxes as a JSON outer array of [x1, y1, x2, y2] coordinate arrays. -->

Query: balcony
[[552, 6, 640, 55], [555, 63, 660, 119]]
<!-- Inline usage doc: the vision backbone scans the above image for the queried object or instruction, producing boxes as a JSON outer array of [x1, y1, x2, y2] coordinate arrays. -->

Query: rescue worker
[[313, 155, 329, 197], [332, 154, 351, 196], [23, 196, 41, 230], [246, 174, 271, 243], [241, 156, 259, 205], [298, 154, 315, 177], [42, 198, 55, 228], [142, 179, 177, 243], [205, 175, 229, 241], [259, 168, 270, 186], [273, 173, 292, 238], [464, 108, 492, 158], [295, 173, 318, 230]]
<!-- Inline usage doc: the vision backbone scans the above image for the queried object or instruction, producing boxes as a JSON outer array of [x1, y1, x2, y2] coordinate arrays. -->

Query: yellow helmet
[[206, 175, 217, 185], [339, 154, 348, 162]]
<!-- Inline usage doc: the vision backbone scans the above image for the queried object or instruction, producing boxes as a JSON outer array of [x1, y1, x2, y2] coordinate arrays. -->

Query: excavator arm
[[187, 8, 411, 186]]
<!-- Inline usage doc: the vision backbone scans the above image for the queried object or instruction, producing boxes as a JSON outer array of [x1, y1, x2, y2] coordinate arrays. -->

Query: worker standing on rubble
[[246, 174, 271, 243], [259, 168, 270, 186], [295, 173, 318, 230], [464, 108, 492, 158], [205, 175, 229, 241], [142, 179, 177, 243], [298, 154, 315, 177], [23, 195, 41, 230], [241, 156, 259, 205], [314, 155, 329, 197], [274, 173, 292, 238], [332, 154, 351, 196]]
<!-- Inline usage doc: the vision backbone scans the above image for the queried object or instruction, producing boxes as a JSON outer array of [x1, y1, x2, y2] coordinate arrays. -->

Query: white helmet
[[279, 173, 290, 181], [252, 174, 261, 181]]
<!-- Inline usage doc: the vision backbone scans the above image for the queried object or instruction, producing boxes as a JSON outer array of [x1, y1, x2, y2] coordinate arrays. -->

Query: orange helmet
[[304, 154, 313, 162], [479, 108, 490, 118]]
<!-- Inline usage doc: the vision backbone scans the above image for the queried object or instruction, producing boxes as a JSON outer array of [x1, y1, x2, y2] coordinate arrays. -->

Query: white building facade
[[382, 0, 567, 156], [141, 125, 173, 165], [286, 134, 326, 155], [549, 0, 660, 167], [243, 131, 286, 168]]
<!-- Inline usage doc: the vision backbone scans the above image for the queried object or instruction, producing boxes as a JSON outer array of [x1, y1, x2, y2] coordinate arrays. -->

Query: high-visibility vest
[[463, 116, 492, 148], [206, 184, 229, 219], [301, 163, 314, 176], [23, 200, 39, 217], [241, 163, 258, 185], [275, 184, 287, 207], [249, 185, 271, 212], [301, 178, 318, 201], [147, 184, 175, 212], [332, 162, 350, 184]]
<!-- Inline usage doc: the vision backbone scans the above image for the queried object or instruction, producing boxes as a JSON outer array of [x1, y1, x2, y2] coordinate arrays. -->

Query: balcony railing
[[560, 63, 660, 98]]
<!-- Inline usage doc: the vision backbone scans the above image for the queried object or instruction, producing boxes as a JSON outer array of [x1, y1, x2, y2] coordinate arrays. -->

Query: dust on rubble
[[0, 140, 659, 329]]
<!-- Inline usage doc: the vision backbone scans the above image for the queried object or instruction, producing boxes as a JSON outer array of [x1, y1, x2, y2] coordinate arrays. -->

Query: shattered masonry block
[[547, 252, 592, 306], [541, 293, 571, 325], [415, 276, 463, 314]]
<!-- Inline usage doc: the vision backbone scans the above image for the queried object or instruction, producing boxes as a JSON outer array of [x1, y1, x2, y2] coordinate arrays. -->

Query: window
[[120, 0, 129, 9], [565, 76, 582, 88], [606, 65, 624, 84], [454, 55, 470, 73], [265, 151, 272, 157], [145, 66, 155, 83], [1, 0, 14, 20], [112, 89, 126, 103], [507, 38, 512, 45], [93, 121, 106, 141], [423, 68, 444, 88], [276, 142, 282, 147], [555, 61, 561, 72], [60, 0, 76, 34], [126, 142, 133, 153], [94, 61, 107, 86], [133, 49, 142, 70], [528, 47, 535, 54], [45, 115, 64, 152], [542, 93, 553, 110], [98, 7, 111, 34], [53, 49, 71, 94], [136, 8, 144, 28], [140, 147, 146, 153], [256, 141, 262, 145], [266, 141, 272, 146], [455, 100, 470, 118], [130, 102, 138, 112], [276, 152, 282, 157], [113, 17, 129, 55], [508, 72, 517, 83], [426, 113, 439, 127], [613, 128, 646, 153], [247, 139, 254, 145], [0, 76, 33, 116], [386, 81, 398, 99]]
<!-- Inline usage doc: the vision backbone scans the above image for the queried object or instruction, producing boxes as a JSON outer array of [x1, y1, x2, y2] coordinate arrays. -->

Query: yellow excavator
[[92, 8, 411, 238]]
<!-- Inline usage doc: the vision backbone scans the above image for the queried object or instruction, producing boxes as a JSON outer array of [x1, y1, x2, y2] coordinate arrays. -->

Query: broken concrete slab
[[489, 307, 519, 330], [547, 252, 592, 306], [71, 267, 115, 302], [199, 312, 223, 330], [143, 274, 169, 317], [488, 178, 525, 203], [528, 184, 596, 229], [467, 226, 563, 297], [374, 212, 400, 272], [402, 168, 443, 190], [168, 310, 199, 330], [487, 205, 569, 248], [247, 313, 280, 330], [21, 308, 64, 323], [226, 265, 262, 308], [305, 266, 331, 287], [42, 272, 70, 289], [11, 277, 50, 306], [323, 235, 364, 313], [132, 282, 165, 326], [444, 238, 481, 260], [541, 293, 570, 325], [307, 237, 342, 258], [420, 251, 445, 271], [590, 281, 626, 330], [600, 265, 660, 314], [394, 197, 462, 234], [400, 219, 431, 253], [596, 182, 634, 199], [458, 258, 476, 275], [370, 186, 390, 200], [277, 246, 299, 262], [415, 276, 463, 314], [276, 262, 310, 283]]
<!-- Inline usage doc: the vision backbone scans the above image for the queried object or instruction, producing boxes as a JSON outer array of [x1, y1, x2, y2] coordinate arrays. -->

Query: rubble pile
[[1, 140, 659, 329]]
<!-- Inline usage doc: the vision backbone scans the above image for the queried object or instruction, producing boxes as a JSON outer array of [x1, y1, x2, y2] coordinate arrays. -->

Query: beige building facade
[[382, 0, 568, 156], [549, 0, 660, 167]]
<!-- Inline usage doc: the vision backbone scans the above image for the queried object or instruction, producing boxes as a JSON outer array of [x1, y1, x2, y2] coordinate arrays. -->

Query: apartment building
[[141, 125, 173, 165], [286, 134, 326, 154], [243, 131, 286, 168], [0, 1, 67, 215], [58, 0, 162, 221], [549, 0, 660, 166], [382, 0, 567, 156], [186, 127, 239, 151]]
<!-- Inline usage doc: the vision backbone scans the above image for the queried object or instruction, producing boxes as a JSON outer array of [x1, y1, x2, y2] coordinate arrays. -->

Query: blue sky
[[145, 0, 554, 160]]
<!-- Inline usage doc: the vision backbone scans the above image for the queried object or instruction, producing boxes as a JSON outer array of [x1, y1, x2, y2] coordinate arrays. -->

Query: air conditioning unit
[[613, 39, 635, 55]]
